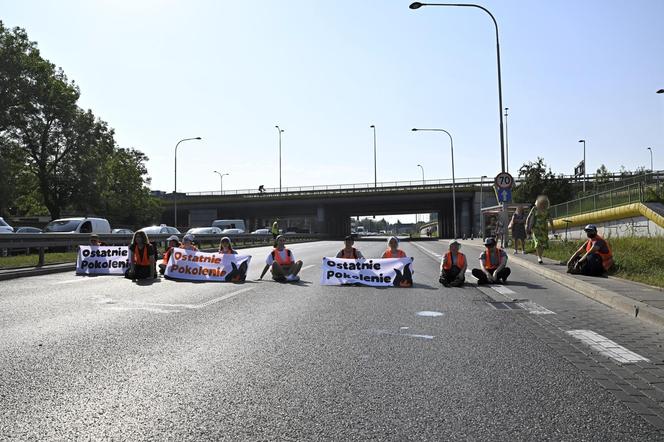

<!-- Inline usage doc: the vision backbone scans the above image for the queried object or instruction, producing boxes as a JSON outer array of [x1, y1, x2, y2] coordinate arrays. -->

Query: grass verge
[[0, 252, 78, 269], [526, 236, 664, 288]]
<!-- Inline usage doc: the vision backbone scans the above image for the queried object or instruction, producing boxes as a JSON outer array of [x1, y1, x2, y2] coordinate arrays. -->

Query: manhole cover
[[486, 301, 524, 310]]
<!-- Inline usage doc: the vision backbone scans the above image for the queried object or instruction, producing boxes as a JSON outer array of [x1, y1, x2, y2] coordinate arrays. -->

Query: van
[[211, 219, 246, 233], [43, 217, 112, 234]]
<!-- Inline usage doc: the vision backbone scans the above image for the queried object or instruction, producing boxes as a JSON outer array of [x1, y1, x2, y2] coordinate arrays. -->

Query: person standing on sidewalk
[[439, 240, 467, 287], [472, 237, 511, 284], [509, 206, 527, 254], [567, 224, 614, 276], [526, 195, 555, 264]]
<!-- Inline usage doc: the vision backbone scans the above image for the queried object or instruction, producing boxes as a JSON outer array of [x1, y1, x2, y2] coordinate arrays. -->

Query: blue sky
[[2, 0, 663, 198]]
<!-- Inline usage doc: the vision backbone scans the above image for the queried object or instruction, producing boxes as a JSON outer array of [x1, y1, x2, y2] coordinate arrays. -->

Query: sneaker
[[513, 250, 518, 255], [286, 274, 300, 282], [537, 257, 543, 264]]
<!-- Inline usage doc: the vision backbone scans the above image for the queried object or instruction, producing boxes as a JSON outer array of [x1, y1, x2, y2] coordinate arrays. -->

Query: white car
[[186, 227, 223, 235], [43, 217, 111, 234], [139, 225, 181, 236], [0, 217, 13, 233], [221, 228, 244, 235], [251, 228, 270, 235]]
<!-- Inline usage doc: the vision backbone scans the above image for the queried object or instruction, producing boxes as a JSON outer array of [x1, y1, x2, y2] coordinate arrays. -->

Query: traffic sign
[[494, 172, 514, 189], [498, 188, 512, 203]]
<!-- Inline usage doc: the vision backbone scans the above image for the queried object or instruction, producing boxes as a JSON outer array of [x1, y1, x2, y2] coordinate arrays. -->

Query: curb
[[508, 254, 664, 330], [0, 263, 76, 281]]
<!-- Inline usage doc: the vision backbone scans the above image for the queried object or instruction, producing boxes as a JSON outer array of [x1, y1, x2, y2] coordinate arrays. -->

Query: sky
[[2, 0, 663, 202]]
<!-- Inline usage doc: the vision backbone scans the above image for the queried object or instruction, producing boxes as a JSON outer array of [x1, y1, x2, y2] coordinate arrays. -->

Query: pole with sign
[[494, 172, 514, 247]]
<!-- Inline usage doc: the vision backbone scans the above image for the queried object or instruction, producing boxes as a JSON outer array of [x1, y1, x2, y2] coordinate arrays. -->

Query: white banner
[[76, 246, 130, 275], [320, 257, 414, 287], [165, 248, 251, 282]]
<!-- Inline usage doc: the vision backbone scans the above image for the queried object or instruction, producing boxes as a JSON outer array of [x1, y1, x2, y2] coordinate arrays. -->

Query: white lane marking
[[410, 242, 442, 260], [53, 277, 109, 285], [107, 306, 180, 314], [129, 287, 255, 310], [416, 311, 444, 317], [301, 265, 315, 271], [518, 301, 556, 315], [372, 329, 435, 340], [566, 330, 649, 363], [491, 285, 516, 296]]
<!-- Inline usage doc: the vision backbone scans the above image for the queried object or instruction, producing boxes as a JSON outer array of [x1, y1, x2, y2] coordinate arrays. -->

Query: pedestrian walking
[[526, 195, 555, 264], [509, 206, 527, 254]]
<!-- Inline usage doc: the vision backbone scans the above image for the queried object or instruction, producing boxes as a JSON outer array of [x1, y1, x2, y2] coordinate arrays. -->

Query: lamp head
[[409, 2, 423, 9], [370, 125, 375, 128], [195, 137, 202, 140], [411, 128, 418, 131], [657, 89, 664, 94], [578, 139, 585, 143]]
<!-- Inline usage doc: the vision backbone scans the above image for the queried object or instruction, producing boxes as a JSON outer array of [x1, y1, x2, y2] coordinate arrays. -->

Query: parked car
[[251, 228, 270, 235], [186, 227, 223, 235], [139, 225, 181, 236], [212, 219, 246, 232], [112, 228, 134, 234], [0, 217, 14, 233], [14, 227, 42, 233], [220, 228, 244, 235], [43, 217, 111, 234]]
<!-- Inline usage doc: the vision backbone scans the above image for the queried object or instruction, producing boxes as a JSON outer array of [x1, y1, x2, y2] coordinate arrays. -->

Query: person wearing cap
[[89, 234, 106, 246], [259, 234, 303, 282], [337, 236, 364, 259], [159, 235, 181, 275], [472, 237, 511, 285], [567, 224, 614, 276], [382, 236, 407, 258], [218, 236, 238, 254], [439, 240, 467, 287], [182, 234, 198, 251]]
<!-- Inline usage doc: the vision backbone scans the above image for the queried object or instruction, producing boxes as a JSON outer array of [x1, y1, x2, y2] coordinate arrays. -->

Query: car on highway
[[251, 228, 270, 235], [139, 225, 181, 236], [220, 228, 244, 235], [112, 228, 134, 234], [212, 219, 246, 232], [14, 227, 42, 233], [186, 227, 223, 235], [43, 217, 111, 234], [0, 217, 14, 233]]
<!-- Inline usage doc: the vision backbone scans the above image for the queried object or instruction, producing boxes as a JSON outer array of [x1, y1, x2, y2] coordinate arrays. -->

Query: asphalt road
[[1, 240, 663, 440]]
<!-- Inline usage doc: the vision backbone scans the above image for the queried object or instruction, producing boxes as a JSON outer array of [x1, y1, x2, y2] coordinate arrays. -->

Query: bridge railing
[[550, 182, 645, 219]]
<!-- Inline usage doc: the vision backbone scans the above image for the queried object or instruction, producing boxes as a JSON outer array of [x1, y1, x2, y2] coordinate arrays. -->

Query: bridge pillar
[[461, 198, 471, 239]]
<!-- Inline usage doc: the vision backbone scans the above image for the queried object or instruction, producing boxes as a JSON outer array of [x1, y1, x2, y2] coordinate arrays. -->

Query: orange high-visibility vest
[[133, 245, 150, 266], [483, 247, 502, 271], [384, 249, 406, 258], [585, 235, 614, 271], [272, 248, 293, 265], [442, 251, 466, 271], [340, 248, 358, 259]]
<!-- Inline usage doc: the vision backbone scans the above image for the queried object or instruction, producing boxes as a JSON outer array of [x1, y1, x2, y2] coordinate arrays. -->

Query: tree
[[595, 164, 611, 184], [513, 157, 574, 205]]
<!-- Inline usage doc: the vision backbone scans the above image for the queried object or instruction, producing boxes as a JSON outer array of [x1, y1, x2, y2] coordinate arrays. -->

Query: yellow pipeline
[[553, 203, 664, 230]]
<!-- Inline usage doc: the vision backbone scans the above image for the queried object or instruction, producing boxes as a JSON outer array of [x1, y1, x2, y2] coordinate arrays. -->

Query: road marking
[[518, 301, 556, 315], [54, 277, 106, 285], [491, 285, 516, 296], [301, 265, 315, 271], [371, 329, 435, 340], [416, 311, 444, 317], [129, 287, 255, 310], [410, 242, 442, 260], [566, 330, 649, 363]]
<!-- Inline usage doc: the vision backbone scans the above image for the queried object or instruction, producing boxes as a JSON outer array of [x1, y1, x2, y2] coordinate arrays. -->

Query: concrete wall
[[559, 216, 664, 241]]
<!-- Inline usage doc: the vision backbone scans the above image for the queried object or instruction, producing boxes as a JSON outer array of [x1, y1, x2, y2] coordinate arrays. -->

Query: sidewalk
[[456, 238, 664, 329]]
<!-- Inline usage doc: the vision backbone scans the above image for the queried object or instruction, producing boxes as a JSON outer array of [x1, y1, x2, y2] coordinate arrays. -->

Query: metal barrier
[[0, 233, 324, 267], [550, 183, 645, 219]]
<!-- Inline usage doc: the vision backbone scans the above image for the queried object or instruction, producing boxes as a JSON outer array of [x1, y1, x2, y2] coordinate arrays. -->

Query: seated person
[[472, 237, 511, 285], [125, 231, 156, 280], [337, 236, 364, 259], [182, 234, 198, 251], [89, 234, 106, 246], [218, 236, 237, 254], [159, 235, 180, 275], [567, 224, 613, 276], [439, 240, 467, 287], [259, 235, 303, 282], [382, 236, 406, 258]]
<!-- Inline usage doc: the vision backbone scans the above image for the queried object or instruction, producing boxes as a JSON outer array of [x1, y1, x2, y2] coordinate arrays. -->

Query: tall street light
[[370, 125, 377, 187], [409, 2, 507, 173], [174, 136, 202, 229], [213, 171, 229, 194], [578, 139, 586, 192], [275, 125, 284, 192], [479, 174, 488, 238], [412, 128, 457, 239], [647, 147, 653, 171], [504, 107, 509, 173], [417, 164, 425, 184]]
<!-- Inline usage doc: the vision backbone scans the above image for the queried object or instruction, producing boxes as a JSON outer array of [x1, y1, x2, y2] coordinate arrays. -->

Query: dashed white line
[[130, 287, 255, 310], [566, 330, 649, 363], [517, 301, 556, 315]]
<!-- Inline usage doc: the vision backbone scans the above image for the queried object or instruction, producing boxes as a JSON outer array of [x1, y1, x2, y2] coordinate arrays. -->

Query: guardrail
[[550, 183, 645, 219], [0, 233, 324, 267]]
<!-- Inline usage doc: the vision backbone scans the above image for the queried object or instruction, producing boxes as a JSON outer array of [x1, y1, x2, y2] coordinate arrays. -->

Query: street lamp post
[[579, 139, 586, 193], [504, 107, 509, 173], [370, 125, 377, 187], [174, 136, 202, 229], [412, 128, 457, 239], [417, 164, 425, 184], [479, 175, 487, 238], [213, 171, 229, 194], [275, 126, 284, 192], [647, 147, 653, 171], [409, 2, 506, 173]]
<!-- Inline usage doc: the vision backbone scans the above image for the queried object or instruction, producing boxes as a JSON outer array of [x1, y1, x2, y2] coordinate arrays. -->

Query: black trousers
[[472, 267, 511, 284], [580, 253, 605, 276], [440, 266, 465, 284]]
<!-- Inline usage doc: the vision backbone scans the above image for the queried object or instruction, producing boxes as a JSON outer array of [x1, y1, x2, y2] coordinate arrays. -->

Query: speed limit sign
[[494, 172, 514, 189]]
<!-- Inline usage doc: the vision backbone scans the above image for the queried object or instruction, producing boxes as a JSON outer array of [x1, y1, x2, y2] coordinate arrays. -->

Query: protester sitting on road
[[89, 234, 106, 246], [337, 236, 364, 259], [439, 240, 467, 287], [567, 224, 614, 276], [526, 195, 555, 264], [159, 234, 180, 275], [182, 234, 198, 251], [382, 236, 407, 258], [259, 235, 303, 282], [219, 236, 237, 254], [472, 237, 511, 285], [125, 231, 156, 281]]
